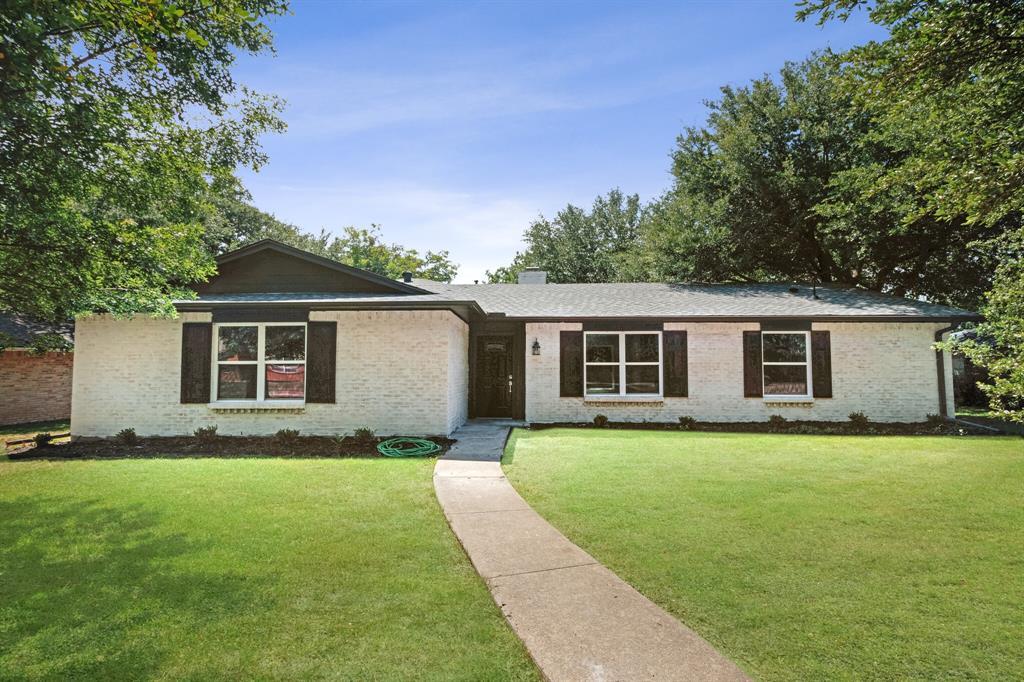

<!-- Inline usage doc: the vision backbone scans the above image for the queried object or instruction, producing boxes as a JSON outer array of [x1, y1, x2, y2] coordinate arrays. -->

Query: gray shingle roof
[[178, 282, 978, 321], [0, 313, 74, 347]]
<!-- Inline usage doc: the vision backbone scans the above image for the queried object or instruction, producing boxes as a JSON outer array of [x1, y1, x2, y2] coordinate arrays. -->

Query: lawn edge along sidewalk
[[435, 421, 750, 682]]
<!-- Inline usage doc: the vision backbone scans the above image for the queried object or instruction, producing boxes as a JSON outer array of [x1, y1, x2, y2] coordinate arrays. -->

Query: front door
[[476, 335, 514, 417]]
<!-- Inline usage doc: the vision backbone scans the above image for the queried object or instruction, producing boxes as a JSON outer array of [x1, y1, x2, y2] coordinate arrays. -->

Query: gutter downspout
[[935, 324, 957, 419]]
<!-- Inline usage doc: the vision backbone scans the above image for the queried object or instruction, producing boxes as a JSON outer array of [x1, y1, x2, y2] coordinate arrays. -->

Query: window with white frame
[[214, 323, 307, 401], [584, 331, 661, 397], [762, 331, 811, 397]]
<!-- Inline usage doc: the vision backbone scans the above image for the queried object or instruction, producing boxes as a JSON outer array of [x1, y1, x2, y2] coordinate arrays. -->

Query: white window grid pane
[[761, 331, 812, 397], [584, 331, 662, 397], [212, 323, 307, 402]]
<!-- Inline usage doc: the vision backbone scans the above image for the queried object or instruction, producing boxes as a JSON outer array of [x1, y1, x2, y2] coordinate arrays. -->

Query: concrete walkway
[[435, 420, 749, 682]]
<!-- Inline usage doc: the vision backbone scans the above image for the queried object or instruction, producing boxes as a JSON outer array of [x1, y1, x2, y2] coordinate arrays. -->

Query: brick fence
[[0, 351, 74, 426]]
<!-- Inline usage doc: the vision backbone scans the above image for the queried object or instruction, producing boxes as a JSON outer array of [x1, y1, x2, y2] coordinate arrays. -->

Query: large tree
[[487, 189, 646, 283], [643, 55, 1000, 307], [799, 1, 1024, 419], [0, 0, 288, 320]]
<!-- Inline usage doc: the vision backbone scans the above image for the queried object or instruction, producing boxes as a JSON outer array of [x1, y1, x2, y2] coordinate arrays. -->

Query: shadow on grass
[[0, 497, 261, 679]]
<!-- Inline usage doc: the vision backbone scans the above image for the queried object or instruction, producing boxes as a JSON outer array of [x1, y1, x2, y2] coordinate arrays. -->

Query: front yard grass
[[0, 457, 539, 680], [504, 428, 1023, 681]]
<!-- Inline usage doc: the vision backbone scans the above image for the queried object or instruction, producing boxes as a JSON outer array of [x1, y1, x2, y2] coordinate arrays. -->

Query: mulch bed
[[530, 420, 1002, 437], [7, 435, 455, 461]]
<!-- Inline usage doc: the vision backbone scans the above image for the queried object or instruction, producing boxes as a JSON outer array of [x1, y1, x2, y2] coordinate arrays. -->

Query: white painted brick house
[[71, 240, 976, 438]]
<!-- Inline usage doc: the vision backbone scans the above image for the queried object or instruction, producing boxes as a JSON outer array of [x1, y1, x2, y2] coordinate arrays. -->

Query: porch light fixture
[[532, 339, 541, 355]]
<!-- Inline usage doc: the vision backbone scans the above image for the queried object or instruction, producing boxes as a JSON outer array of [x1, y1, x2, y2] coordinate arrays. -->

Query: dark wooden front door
[[475, 335, 514, 417]]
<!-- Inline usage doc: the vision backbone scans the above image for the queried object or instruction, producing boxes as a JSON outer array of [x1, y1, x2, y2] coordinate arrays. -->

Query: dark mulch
[[7, 435, 455, 461], [530, 419, 1002, 437]]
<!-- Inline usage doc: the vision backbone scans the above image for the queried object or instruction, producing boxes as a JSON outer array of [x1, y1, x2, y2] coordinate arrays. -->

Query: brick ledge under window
[[207, 402, 305, 414], [583, 396, 664, 405]]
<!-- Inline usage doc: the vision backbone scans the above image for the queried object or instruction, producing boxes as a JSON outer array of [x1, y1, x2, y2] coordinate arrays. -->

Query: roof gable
[[193, 240, 427, 296]]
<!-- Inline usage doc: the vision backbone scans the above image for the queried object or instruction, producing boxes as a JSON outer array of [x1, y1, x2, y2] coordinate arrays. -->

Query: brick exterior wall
[[0, 350, 74, 426], [525, 321, 954, 424], [71, 311, 470, 438]]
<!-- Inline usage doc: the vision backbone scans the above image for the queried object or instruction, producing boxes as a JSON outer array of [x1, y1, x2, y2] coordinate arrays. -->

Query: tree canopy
[[487, 189, 645, 283], [0, 0, 288, 321]]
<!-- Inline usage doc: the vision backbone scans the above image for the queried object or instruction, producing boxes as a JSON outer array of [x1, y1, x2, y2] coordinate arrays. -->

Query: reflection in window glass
[[585, 365, 620, 395], [217, 365, 257, 399], [625, 334, 659, 362], [585, 334, 619, 363], [763, 333, 806, 363], [266, 364, 305, 399], [265, 326, 305, 361], [763, 365, 807, 395], [625, 365, 659, 394], [218, 326, 257, 361]]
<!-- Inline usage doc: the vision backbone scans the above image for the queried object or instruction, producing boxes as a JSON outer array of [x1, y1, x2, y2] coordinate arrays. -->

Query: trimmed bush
[[116, 428, 138, 445], [33, 433, 54, 447], [848, 412, 870, 430], [678, 416, 697, 431], [767, 414, 788, 432], [352, 427, 375, 444], [593, 414, 609, 428], [275, 428, 301, 444], [194, 425, 219, 443]]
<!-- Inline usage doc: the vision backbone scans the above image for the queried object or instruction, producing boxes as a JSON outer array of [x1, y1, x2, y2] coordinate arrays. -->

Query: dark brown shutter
[[662, 330, 688, 397], [181, 323, 212, 403], [743, 330, 763, 397], [559, 331, 583, 397], [306, 321, 337, 403], [811, 330, 832, 398]]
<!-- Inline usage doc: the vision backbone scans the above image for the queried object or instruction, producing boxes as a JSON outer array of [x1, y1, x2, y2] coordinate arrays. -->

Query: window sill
[[207, 402, 306, 413], [763, 396, 814, 407], [584, 395, 664, 404]]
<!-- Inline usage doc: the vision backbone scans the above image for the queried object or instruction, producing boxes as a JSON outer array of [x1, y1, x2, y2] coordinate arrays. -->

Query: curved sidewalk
[[435, 421, 749, 681]]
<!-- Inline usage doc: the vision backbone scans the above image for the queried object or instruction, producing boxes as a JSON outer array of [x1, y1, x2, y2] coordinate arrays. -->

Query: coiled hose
[[377, 437, 442, 458]]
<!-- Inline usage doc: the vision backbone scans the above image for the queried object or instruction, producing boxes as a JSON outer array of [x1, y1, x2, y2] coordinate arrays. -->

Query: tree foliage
[[644, 55, 999, 307], [0, 0, 288, 321], [205, 193, 459, 282], [487, 189, 645, 283], [799, 1, 1024, 420]]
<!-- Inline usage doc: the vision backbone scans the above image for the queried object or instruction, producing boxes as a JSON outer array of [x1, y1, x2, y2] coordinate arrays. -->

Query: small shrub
[[847, 411, 870, 430], [593, 414, 609, 428], [116, 428, 138, 445], [678, 416, 697, 431], [194, 425, 219, 442], [352, 427, 375, 444], [926, 413, 946, 427], [33, 433, 54, 447], [275, 428, 301, 444], [767, 414, 787, 432]]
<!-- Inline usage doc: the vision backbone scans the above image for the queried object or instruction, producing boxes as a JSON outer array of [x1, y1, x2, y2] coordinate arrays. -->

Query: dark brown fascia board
[[490, 314, 983, 324], [175, 299, 487, 324], [214, 239, 430, 295]]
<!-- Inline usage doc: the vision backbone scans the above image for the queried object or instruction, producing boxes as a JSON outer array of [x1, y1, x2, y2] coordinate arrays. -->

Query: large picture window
[[762, 331, 810, 397], [214, 323, 306, 402], [584, 331, 661, 397]]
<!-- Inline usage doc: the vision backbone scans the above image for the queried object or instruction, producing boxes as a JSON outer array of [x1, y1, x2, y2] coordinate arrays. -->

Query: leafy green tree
[[487, 189, 646, 283], [799, 1, 1024, 420], [644, 55, 1000, 307], [0, 0, 288, 321]]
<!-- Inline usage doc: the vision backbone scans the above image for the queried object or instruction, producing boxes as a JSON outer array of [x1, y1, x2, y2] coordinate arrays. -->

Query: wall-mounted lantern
[[531, 338, 541, 356]]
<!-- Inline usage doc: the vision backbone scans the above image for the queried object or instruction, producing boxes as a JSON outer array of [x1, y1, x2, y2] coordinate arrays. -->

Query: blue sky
[[235, 0, 884, 282]]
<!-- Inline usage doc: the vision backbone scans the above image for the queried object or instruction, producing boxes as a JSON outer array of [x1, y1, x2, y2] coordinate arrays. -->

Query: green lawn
[[504, 429, 1023, 681], [0, 457, 539, 680]]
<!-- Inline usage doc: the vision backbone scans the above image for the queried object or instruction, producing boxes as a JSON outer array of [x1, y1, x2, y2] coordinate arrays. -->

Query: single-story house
[[0, 313, 74, 426], [70, 239, 979, 438]]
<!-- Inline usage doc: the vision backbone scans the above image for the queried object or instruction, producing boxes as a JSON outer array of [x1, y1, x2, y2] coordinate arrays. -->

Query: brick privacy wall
[[0, 350, 73, 426], [71, 311, 470, 438], [525, 321, 954, 424], [446, 314, 469, 434]]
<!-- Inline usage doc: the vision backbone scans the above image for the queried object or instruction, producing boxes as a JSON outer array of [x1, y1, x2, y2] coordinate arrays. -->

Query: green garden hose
[[377, 437, 442, 458]]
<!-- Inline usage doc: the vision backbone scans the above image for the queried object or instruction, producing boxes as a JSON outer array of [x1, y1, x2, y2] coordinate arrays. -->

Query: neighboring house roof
[[175, 240, 980, 322], [0, 313, 74, 347]]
